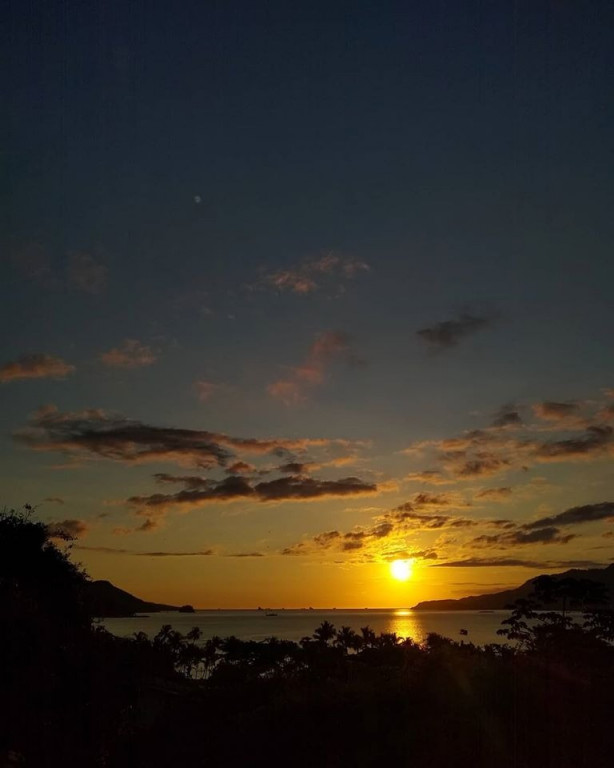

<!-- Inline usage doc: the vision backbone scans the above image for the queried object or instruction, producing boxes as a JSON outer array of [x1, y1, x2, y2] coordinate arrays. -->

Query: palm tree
[[312, 620, 336, 645], [334, 626, 361, 653], [360, 625, 376, 648]]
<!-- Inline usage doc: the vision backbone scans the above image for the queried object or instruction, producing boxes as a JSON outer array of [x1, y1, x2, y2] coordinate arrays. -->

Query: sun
[[390, 559, 413, 581]]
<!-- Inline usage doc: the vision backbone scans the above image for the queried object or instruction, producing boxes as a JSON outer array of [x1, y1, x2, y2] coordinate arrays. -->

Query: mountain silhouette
[[412, 563, 614, 610]]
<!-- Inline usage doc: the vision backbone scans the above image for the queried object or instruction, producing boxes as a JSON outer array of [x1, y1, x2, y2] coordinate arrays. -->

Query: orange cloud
[[268, 330, 361, 405], [100, 339, 157, 368], [0, 355, 75, 383], [258, 252, 369, 295]]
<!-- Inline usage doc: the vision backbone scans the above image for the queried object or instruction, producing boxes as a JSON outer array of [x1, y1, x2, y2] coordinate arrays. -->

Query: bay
[[101, 608, 510, 646]]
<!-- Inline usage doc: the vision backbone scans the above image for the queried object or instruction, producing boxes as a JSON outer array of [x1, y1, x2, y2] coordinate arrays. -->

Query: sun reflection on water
[[390, 609, 428, 644]]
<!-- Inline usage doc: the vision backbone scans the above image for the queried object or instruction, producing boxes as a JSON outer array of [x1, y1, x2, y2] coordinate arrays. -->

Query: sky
[[3, 0, 614, 608]]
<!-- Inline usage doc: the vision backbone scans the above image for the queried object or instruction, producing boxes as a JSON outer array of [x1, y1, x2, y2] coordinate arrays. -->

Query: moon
[[390, 559, 413, 581]]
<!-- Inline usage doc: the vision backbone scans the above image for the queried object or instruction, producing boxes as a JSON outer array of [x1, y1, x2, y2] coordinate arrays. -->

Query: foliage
[[3, 505, 614, 767], [497, 574, 614, 653]]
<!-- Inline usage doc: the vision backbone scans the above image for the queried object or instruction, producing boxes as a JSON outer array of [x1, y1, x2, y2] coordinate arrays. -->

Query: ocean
[[101, 608, 510, 647]]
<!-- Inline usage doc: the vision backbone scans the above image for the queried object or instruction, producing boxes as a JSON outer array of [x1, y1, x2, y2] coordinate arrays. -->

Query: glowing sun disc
[[390, 559, 412, 581]]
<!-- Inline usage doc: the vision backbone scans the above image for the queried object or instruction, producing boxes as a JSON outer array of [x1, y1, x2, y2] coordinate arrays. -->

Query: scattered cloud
[[129, 474, 378, 511], [598, 403, 614, 421], [47, 518, 90, 539], [228, 552, 265, 558], [475, 487, 513, 501], [492, 404, 523, 428], [75, 545, 214, 556], [533, 426, 613, 462], [257, 252, 369, 295], [471, 526, 575, 549], [431, 558, 606, 569], [112, 517, 163, 534], [404, 396, 614, 482], [417, 311, 495, 351], [524, 501, 614, 530], [406, 470, 451, 485], [100, 339, 157, 368], [268, 330, 361, 405], [15, 405, 359, 469], [533, 401, 580, 421], [0, 355, 75, 383], [278, 461, 309, 474], [66, 252, 107, 294]]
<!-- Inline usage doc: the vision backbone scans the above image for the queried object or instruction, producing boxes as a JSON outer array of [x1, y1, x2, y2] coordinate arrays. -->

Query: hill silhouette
[[412, 563, 614, 610], [86, 580, 181, 617]]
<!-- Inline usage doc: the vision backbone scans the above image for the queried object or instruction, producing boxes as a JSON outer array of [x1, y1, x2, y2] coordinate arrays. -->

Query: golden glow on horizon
[[390, 559, 413, 581]]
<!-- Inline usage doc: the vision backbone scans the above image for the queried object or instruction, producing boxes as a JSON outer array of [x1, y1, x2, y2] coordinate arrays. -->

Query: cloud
[[443, 452, 511, 479], [112, 517, 163, 534], [400, 492, 467, 509], [268, 330, 360, 405], [417, 312, 495, 350], [225, 461, 256, 475], [138, 549, 214, 557], [404, 398, 614, 482], [15, 406, 356, 469], [281, 517, 437, 559], [475, 487, 513, 501], [533, 401, 580, 421], [384, 493, 477, 531], [129, 474, 378, 511], [471, 526, 575, 548], [228, 552, 265, 558], [492, 404, 523, 428], [100, 339, 157, 368], [533, 426, 613, 461], [47, 518, 90, 539], [599, 404, 614, 421], [524, 501, 614, 530], [194, 380, 219, 401], [281, 490, 482, 560], [393, 509, 477, 530], [381, 548, 439, 562], [16, 406, 230, 468], [0, 355, 75, 383], [406, 471, 451, 485], [75, 545, 214, 556], [136, 518, 160, 532], [431, 557, 606, 568], [44, 497, 65, 504], [257, 252, 369, 295], [278, 461, 309, 474], [66, 253, 107, 294]]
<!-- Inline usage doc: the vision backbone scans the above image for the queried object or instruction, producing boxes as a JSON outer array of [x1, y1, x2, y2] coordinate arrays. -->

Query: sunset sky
[[3, 0, 614, 607]]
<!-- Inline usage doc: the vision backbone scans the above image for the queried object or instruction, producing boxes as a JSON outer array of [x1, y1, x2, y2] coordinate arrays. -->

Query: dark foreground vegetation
[[2, 507, 614, 768]]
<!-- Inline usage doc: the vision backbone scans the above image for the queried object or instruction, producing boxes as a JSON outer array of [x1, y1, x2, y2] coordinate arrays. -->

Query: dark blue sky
[[3, 1, 614, 606]]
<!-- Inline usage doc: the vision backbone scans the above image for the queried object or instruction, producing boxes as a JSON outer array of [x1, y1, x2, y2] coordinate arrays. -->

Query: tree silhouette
[[334, 625, 362, 653], [312, 620, 336, 645]]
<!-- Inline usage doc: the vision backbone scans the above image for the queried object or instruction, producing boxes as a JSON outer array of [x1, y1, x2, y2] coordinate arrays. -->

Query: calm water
[[102, 609, 509, 646]]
